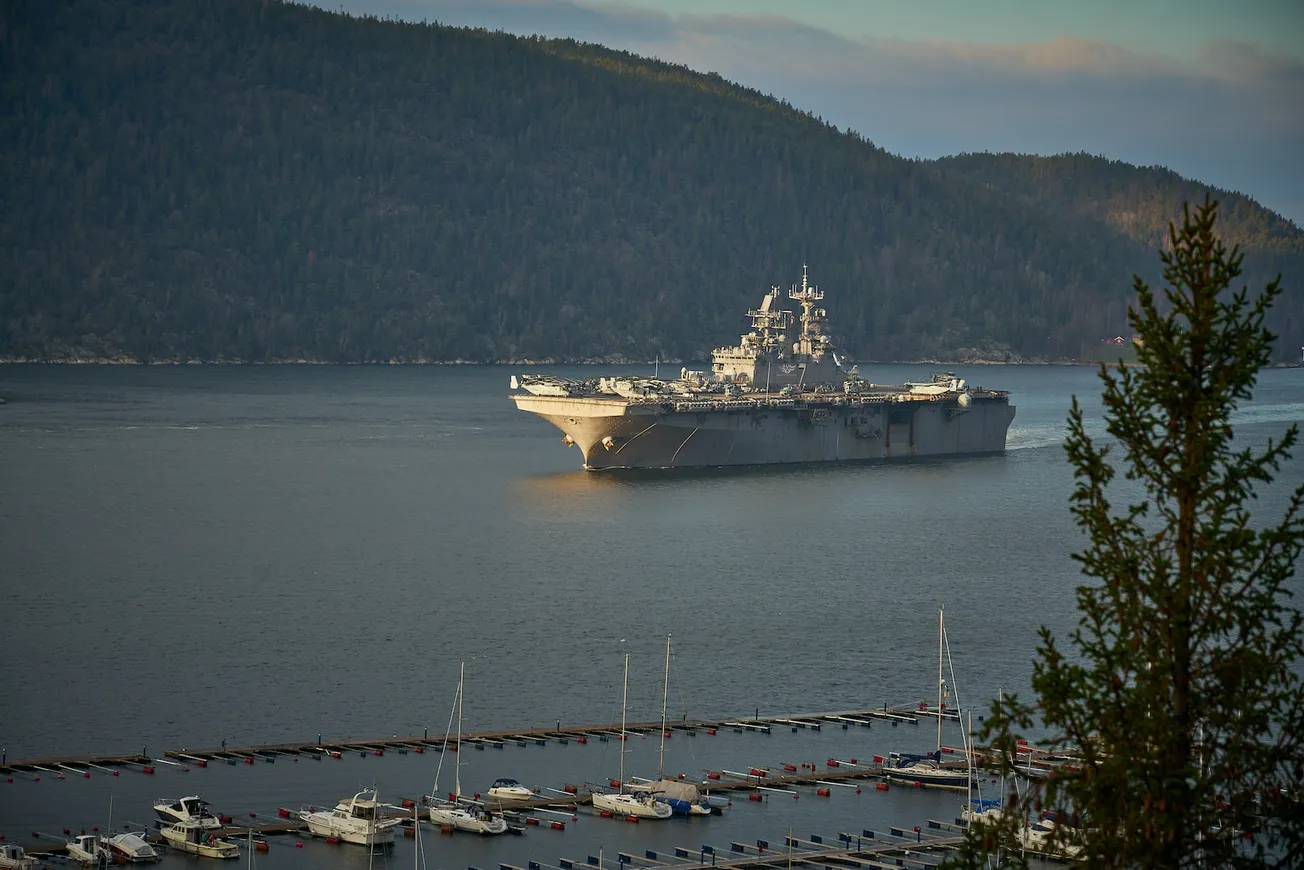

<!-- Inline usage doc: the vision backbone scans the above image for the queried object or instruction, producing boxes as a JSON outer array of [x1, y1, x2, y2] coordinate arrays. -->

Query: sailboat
[[426, 662, 509, 834], [884, 607, 971, 789], [626, 635, 713, 815], [591, 653, 673, 820]]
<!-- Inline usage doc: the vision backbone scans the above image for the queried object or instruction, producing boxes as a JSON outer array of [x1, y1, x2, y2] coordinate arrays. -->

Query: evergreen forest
[[2, 0, 1301, 364]]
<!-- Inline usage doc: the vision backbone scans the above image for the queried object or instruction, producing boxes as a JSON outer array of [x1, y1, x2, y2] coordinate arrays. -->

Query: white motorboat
[[300, 788, 400, 846], [65, 834, 107, 866], [884, 607, 971, 790], [154, 795, 222, 829], [103, 832, 160, 864], [0, 843, 40, 869], [160, 821, 241, 859], [486, 778, 535, 802], [426, 662, 509, 834], [591, 653, 672, 821]]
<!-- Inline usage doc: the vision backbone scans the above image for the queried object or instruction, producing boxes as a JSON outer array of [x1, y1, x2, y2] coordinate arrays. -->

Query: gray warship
[[510, 268, 1016, 470]]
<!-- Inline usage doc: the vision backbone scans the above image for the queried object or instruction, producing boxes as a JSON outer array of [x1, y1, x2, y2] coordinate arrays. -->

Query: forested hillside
[[1, 0, 1299, 363]]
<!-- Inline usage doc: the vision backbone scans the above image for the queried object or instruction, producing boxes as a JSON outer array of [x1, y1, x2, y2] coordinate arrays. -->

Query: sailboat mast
[[455, 661, 464, 799], [937, 607, 944, 754], [619, 653, 629, 793], [659, 634, 671, 778]]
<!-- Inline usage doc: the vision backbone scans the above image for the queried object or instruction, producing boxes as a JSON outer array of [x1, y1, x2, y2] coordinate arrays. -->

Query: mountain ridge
[[1, 0, 1298, 365]]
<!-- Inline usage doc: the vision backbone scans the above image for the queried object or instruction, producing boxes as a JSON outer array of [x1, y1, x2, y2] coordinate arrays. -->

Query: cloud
[[324, 0, 1304, 224]]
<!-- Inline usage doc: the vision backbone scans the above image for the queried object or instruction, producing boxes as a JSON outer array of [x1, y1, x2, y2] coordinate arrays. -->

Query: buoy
[[563, 785, 577, 794], [249, 812, 256, 818], [327, 836, 340, 844], [816, 788, 831, 797], [198, 759, 207, 767], [84, 771, 91, 778], [872, 756, 883, 764], [942, 748, 953, 754], [404, 827, 415, 838], [609, 779, 620, 788], [624, 815, 639, 823], [599, 811, 613, 819], [257, 842, 270, 853], [373, 749, 383, 756], [244, 756, 254, 764], [219, 815, 232, 825], [826, 760, 839, 767], [783, 764, 797, 772], [440, 825, 454, 835], [748, 793, 763, 802], [850, 758, 858, 764], [551, 821, 565, 830], [31, 777, 39, 782], [414, 746, 424, 753], [577, 736, 587, 744], [142, 767, 154, 775], [294, 842, 303, 849], [401, 799, 415, 808], [856, 787, 861, 794], [63, 829, 70, 836], [677, 773, 685, 779], [330, 751, 341, 759], [914, 781, 923, 788], [707, 772, 721, 780], [278, 808, 291, 818], [526, 818, 540, 826], [749, 768, 765, 777], [112, 770, 118, 776], [706, 728, 716, 736], [875, 783, 889, 791]]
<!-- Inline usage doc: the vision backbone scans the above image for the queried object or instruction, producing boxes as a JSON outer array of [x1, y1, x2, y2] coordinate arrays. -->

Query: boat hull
[[512, 394, 1015, 470], [883, 767, 971, 789], [428, 805, 508, 834], [591, 792, 673, 819], [302, 816, 395, 846], [160, 830, 239, 859]]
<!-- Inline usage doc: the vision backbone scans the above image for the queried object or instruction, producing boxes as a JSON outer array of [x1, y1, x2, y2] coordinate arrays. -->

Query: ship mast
[[788, 264, 828, 359]]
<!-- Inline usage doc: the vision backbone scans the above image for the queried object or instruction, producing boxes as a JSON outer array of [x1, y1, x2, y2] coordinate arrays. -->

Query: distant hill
[[1, 0, 1299, 364]]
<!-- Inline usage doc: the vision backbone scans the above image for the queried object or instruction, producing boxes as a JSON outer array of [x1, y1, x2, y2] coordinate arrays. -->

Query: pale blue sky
[[590, 0, 1304, 60], [328, 0, 1304, 224]]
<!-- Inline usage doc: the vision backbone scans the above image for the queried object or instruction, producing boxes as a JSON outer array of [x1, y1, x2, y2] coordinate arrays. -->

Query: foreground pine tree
[[949, 199, 1304, 869]]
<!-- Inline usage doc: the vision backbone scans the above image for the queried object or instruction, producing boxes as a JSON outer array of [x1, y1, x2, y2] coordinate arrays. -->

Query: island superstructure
[[510, 268, 1016, 470]]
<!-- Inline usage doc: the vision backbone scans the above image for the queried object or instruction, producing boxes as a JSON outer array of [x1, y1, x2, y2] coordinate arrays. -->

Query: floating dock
[[0, 706, 926, 776]]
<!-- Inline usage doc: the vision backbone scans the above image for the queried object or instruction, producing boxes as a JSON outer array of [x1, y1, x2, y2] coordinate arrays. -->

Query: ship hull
[[513, 395, 1015, 470]]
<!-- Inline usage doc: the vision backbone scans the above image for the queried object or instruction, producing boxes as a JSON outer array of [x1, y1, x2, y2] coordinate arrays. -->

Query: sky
[[325, 0, 1304, 225]]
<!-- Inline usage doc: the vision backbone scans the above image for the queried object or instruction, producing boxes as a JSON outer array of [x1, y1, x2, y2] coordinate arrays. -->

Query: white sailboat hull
[[591, 791, 673, 819], [428, 804, 508, 834]]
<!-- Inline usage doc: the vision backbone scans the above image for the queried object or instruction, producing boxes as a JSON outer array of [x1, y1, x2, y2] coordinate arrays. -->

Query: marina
[[1, 704, 1079, 868], [2, 720, 1037, 866]]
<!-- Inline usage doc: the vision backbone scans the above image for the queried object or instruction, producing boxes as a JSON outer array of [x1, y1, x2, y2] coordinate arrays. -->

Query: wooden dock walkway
[[1, 706, 925, 775]]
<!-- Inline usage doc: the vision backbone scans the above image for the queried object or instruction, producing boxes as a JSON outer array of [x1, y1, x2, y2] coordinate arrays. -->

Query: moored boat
[[883, 607, 971, 790], [103, 832, 160, 864], [486, 778, 535, 802], [0, 843, 40, 869], [160, 821, 241, 859], [300, 789, 400, 846], [590, 653, 672, 820], [425, 663, 509, 835], [154, 795, 222, 829]]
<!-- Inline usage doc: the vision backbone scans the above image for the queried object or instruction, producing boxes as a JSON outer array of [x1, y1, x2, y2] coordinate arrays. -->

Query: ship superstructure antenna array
[[746, 289, 792, 353], [788, 264, 832, 357]]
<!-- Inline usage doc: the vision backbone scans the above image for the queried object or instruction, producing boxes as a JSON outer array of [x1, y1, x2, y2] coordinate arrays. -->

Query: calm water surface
[[1, 363, 1301, 863]]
